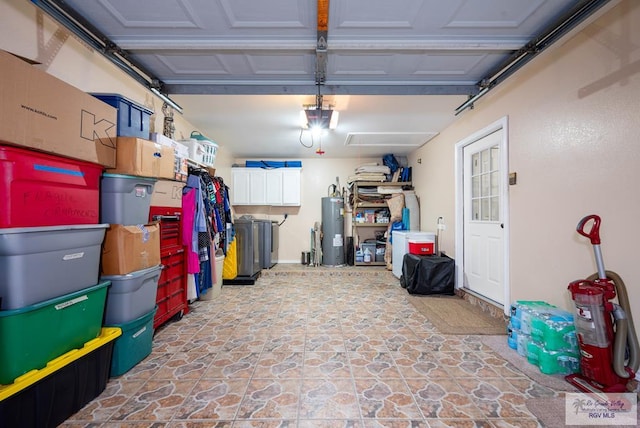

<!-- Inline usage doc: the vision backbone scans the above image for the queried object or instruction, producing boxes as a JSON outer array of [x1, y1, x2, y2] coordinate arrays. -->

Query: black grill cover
[[400, 254, 455, 295]]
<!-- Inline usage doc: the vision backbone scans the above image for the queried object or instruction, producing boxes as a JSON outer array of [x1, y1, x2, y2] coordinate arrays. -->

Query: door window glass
[[470, 144, 500, 222]]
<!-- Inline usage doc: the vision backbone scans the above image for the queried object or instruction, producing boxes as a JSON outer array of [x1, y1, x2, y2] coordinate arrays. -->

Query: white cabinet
[[231, 167, 301, 206], [282, 168, 301, 206], [249, 169, 267, 205], [231, 168, 251, 205], [265, 170, 283, 205]]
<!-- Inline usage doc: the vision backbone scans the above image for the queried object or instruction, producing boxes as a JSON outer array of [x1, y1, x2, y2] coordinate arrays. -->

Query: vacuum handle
[[577, 214, 601, 245]]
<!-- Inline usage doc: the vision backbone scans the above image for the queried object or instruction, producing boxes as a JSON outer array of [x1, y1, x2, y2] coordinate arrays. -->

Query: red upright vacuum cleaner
[[566, 214, 640, 393]]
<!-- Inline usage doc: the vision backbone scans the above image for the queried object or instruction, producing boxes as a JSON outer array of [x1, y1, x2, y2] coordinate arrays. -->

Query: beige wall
[[0, 0, 210, 157], [410, 1, 640, 324], [228, 157, 379, 263]]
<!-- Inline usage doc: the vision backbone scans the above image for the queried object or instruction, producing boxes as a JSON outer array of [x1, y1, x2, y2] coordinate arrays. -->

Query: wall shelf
[[351, 181, 411, 267], [354, 261, 386, 267]]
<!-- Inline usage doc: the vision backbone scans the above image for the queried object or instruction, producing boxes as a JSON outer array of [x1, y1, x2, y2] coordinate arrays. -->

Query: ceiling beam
[[163, 83, 478, 96], [119, 39, 525, 52], [315, 0, 330, 85]]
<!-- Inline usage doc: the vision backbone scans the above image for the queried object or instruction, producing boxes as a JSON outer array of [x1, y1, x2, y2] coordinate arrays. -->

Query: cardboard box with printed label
[[107, 137, 175, 179], [0, 50, 117, 167], [150, 133, 189, 182], [150, 179, 184, 208], [101, 223, 160, 275]]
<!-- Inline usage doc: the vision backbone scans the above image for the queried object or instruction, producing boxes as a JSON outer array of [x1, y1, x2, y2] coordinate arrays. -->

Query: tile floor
[[62, 267, 557, 427]]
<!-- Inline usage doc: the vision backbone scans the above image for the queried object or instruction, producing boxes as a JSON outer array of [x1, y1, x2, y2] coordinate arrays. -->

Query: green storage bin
[[0, 328, 121, 428], [108, 306, 157, 377], [0, 281, 109, 385]]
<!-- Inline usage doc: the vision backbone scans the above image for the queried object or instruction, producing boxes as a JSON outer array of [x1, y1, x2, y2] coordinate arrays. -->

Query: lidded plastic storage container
[[108, 307, 157, 377], [101, 173, 156, 225], [0, 281, 109, 384], [91, 93, 154, 138], [0, 145, 103, 227], [0, 327, 121, 428], [0, 224, 108, 309], [101, 265, 162, 324]]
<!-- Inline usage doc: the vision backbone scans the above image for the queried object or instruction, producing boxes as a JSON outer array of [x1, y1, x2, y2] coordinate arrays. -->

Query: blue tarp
[[245, 160, 302, 168]]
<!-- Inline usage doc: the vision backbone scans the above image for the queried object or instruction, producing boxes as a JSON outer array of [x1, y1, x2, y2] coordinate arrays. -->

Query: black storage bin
[[346, 236, 354, 266], [400, 254, 455, 295], [0, 328, 119, 428]]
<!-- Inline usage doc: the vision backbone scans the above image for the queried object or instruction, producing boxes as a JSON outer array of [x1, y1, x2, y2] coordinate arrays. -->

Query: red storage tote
[[0, 145, 103, 227], [408, 239, 435, 255]]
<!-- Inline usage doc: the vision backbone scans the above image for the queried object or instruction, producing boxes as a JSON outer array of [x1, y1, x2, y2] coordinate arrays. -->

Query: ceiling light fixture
[[299, 84, 336, 155], [300, 85, 338, 131]]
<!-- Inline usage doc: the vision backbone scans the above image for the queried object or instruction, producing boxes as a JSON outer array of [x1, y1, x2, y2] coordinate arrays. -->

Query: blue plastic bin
[[91, 93, 153, 138]]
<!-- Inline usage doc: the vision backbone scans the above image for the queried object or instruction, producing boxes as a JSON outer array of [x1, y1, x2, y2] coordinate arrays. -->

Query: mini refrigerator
[[392, 230, 436, 279]]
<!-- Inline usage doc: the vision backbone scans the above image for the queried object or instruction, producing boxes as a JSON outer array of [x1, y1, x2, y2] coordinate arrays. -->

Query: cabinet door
[[231, 168, 251, 205], [282, 168, 301, 205], [266, 170, 283, 205], [249, 169, 267, 205]]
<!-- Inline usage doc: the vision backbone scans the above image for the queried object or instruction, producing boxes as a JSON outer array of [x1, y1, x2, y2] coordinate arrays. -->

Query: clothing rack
[[182, 164, 232, 300]]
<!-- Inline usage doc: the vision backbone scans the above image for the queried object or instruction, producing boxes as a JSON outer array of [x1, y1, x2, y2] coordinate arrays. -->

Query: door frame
[[454, 116, 510, 315]]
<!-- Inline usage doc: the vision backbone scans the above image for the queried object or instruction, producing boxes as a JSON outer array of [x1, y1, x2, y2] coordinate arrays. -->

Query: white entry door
[[460, 123, 508, 306]]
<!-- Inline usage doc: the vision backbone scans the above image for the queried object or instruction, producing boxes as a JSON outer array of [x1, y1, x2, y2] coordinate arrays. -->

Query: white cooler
[[391, 230, 436, 279]]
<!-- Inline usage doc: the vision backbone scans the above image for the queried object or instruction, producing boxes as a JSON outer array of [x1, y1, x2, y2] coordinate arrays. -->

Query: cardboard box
[[157, 144, 175, 179], [150, 179, 184, 208], [101, 223, 160, 275], [107, 137, 175, 179], [0, 50, 117, 167], [150, 133, 189, 181]]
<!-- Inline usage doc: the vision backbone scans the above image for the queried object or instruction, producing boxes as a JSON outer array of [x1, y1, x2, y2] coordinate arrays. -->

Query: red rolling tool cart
[[149, 206, 189, 328]]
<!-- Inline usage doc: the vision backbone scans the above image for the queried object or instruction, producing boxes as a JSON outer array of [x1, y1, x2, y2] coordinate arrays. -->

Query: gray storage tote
[[101, 264, 162, 324], [101, 173, 156, 225], [0, 224, 108, 310]]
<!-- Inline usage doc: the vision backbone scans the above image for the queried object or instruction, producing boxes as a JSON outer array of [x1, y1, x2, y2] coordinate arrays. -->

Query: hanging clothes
[[183, 174, 208, 274], [182, 187, 199, 273], [182, 167, 235, 296]]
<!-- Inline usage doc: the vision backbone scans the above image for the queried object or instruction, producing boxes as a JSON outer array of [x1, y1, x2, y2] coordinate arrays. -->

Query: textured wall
[[411, 1, 640, 324]]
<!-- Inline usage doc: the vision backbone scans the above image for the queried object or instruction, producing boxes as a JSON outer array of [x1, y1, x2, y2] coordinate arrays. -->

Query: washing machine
[[257, 219, 279, 269]]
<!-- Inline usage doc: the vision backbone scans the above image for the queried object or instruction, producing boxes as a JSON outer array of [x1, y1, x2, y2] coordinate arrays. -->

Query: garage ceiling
[[33, 0, 609, 159]]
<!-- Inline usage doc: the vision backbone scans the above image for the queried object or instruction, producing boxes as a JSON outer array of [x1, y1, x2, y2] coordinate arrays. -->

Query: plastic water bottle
[[363, 248, 372, 263]]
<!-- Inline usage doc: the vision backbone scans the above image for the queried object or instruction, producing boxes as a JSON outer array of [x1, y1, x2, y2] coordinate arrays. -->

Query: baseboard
[[455, 288, 508, 322]]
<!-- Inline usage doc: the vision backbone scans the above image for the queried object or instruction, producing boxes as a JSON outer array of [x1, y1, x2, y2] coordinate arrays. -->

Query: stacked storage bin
[[94, 94, 168, 377], [0, 145, 116, 424], [149, 133, 190, 327], [0, 328, 121, 426], [508, 301, 580, 375], [0, 52, 125, 426]]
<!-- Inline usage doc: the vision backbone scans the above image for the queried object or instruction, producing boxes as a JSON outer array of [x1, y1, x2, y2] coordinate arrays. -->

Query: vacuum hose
[[587, 270, 640, 378]]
